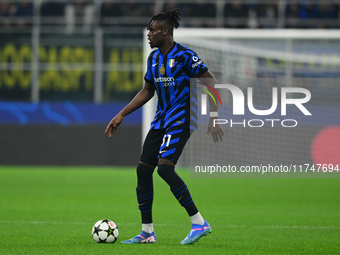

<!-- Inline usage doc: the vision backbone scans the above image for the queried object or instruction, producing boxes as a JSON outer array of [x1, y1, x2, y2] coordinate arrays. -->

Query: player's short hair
[[148, 8, 182, 34]]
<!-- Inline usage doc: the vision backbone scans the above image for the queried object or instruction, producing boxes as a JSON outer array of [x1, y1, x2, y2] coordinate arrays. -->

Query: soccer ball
[[92, 219, 119, 243]]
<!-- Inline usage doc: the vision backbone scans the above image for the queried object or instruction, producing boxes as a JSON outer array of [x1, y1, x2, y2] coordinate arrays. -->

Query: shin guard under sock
[[136, 163, 154, 223]]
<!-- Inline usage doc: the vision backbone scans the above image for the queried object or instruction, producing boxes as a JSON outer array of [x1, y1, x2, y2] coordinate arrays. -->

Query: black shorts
[[140, 126, 192, 166]]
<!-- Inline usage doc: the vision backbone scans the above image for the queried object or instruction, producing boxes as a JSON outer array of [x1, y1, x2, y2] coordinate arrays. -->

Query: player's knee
[[137, 163, 154, 180], [158, 158, 175, 166], [157, 164, 175, 178], [139, 161, 155, 170]]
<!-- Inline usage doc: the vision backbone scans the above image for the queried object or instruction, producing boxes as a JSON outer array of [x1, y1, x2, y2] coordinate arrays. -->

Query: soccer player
[[105, 8, 223, 245]]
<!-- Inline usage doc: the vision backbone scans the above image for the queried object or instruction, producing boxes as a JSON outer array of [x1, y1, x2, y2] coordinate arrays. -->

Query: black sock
[[136, 164, 154, 223], [157, 164, 198, 216]]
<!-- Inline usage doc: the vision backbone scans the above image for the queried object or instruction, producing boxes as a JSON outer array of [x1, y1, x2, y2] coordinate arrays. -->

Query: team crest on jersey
[[160, 64, 165, 75], [168, 59, 175, 68]]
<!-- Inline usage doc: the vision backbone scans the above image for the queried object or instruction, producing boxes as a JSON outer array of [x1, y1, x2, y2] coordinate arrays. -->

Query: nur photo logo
[[197, 80, 312, 128], [197, 81, 222, 116]]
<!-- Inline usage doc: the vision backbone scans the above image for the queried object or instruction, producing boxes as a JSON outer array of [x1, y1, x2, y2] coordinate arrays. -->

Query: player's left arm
[[199, 70, 223, 143]]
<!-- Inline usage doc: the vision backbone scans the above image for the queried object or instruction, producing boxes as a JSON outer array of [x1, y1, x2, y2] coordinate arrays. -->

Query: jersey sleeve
[[144, 53, 154, 85], [184, 50, 208, 78]]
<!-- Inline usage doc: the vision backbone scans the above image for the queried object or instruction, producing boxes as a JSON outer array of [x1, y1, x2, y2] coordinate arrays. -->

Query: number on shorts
[[161, 134, 172, 148]]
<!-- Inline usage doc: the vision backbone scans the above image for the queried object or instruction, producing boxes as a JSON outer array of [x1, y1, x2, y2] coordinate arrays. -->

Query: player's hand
[[104, 114, 124, 137], [207, 117, 223, 143]]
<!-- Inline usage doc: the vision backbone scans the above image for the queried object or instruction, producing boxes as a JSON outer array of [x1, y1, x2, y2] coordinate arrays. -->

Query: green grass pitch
[[0, 166, 339, 255]]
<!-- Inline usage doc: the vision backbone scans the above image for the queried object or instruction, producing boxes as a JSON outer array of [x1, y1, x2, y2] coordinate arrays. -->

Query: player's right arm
[[105, 81, 155, 137]]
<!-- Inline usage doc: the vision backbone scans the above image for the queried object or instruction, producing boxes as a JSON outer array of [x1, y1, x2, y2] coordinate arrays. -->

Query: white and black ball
[[92, 219, 119, 243]]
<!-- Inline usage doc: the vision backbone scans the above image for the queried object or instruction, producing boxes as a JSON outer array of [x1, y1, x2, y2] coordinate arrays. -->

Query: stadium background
[[0, 0, 339, 165]]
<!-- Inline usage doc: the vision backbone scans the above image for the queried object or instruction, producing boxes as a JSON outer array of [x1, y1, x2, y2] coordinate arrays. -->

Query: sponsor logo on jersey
[[191, 59, 203, 68], [154, 77, 175, 83], [191, 55, 203, 68], [154, 76, 175, 87]]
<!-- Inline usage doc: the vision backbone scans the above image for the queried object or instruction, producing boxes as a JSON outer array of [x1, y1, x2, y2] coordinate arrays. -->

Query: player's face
[[147, 20, 165, 49]]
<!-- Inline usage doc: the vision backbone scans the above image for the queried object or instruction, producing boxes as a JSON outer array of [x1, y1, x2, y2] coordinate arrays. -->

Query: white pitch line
[[0, 220, 339, 230], [223, 224, 340, 230]]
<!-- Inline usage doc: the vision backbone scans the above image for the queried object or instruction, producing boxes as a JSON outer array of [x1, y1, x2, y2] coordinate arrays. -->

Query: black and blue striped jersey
[[144, 42, 208, 130]]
